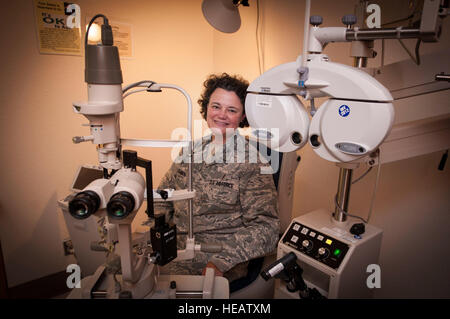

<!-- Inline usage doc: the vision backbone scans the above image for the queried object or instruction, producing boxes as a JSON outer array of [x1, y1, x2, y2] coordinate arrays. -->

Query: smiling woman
[[155, 73, 280, 291], [206, 87, 245, 139], [199, 73, 250, 136]]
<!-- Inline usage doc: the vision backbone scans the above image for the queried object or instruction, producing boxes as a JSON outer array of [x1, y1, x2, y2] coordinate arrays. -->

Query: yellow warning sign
[[34, 0, 82, 55]]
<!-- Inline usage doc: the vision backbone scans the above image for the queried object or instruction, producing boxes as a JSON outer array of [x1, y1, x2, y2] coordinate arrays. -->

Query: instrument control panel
[[281, 222, 350, 269]]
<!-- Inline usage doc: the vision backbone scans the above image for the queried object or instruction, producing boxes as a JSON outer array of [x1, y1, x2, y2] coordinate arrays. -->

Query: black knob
[[350, 223, 365, 236], [342, 14, 357, 28], [310, 15, 323, 27]]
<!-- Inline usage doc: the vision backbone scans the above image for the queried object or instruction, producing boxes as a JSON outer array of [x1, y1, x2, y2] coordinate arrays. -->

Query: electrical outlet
[[63, 239, 74, 256]]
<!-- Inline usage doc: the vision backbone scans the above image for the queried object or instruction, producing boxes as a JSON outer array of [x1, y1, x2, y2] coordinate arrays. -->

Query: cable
[[334, 195, 368, 224], [352, 166, 373, 184], [414, 38, 422, 65], [397, 38, 421, 66], [334, 151, 382, 224], [122, 80, 156, 93], [85, 14, 109, 48], [256, 0, 262, 75], [122, 88, 150, 99], [366, 151, 382, 223]]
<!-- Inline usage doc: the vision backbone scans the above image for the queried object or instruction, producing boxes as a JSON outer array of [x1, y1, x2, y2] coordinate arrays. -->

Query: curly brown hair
[[198, 73, 250, 128]]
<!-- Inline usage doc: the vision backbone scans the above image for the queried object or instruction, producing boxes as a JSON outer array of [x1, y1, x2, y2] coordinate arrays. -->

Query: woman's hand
[[202, 261, 224, 277]]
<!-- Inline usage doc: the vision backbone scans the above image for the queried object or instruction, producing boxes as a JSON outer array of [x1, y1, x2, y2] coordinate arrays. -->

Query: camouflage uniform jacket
[[155, 130, 280, 279]]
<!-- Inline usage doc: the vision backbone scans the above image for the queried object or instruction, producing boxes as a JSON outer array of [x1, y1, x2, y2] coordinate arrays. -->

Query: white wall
[[0, 0, 448, 298]]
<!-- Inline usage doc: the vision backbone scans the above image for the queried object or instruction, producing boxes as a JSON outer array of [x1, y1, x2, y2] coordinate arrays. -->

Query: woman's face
[[206, 88, 245, 138]]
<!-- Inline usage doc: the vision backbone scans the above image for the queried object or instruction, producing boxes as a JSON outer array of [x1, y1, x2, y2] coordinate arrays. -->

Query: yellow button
[[325, 239, 332, 245]]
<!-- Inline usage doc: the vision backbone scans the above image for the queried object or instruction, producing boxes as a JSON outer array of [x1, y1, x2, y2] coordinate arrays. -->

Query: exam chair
[[230, 150, 301, 299]]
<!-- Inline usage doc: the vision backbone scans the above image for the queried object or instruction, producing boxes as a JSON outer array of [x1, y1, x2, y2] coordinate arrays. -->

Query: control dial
[[318, 247, 330, 259], [302, 239, 313, 251]]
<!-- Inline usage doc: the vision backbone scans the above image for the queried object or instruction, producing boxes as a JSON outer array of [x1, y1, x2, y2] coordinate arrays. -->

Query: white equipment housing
[[109, 168, 146, 213], [58, 165, 114, 276], [309, 98, 394, 162], [245, 94, 310, 152], [275, 209, 382, 299], [73, 84, 123, 170], [245, 54, 395, 162]]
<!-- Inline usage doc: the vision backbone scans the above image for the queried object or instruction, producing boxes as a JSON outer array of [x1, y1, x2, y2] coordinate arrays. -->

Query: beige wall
[[0, 0, 213, 287], [213, 0, 449, 298], [0, 0, 449, 297]]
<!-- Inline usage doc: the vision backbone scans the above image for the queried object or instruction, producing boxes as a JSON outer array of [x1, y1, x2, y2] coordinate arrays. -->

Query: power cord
[[85, 14, 113, 48], [334, 151, 382, 224], [256, 0, 264, 75]]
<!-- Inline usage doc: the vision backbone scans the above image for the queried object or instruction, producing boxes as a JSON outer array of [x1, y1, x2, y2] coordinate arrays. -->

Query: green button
[[333, 249, 341, 256]]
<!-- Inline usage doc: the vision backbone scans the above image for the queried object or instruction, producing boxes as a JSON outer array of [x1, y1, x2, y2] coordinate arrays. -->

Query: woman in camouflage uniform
[[156, 73, 280, 285]]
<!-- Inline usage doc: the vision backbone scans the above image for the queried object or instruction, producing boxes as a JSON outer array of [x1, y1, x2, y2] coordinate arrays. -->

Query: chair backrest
[[260, 147, 301, 234], [275, 151, 301, 233]]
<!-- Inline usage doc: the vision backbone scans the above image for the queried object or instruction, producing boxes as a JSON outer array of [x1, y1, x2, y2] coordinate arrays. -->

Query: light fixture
[[201, 0, 249, 33], [85, 22, 101, 43]]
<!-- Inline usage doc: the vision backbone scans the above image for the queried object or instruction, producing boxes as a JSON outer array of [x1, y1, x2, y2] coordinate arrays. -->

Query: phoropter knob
[[318, 247, 330, 258], [302, 239, 313, 251], [310, 15, 323, 27], [342, 14, 357, 28]]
